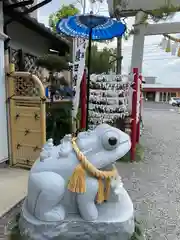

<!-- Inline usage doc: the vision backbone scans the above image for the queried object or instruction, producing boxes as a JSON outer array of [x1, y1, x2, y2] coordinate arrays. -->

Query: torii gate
[[131, 12, 180, 73], [107, 0, 180, 72]]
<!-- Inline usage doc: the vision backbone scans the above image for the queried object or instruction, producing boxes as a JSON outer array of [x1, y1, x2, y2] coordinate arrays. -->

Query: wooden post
[[130, 68, 138, 161], [18, 49, 25, 71], [8, 64, 16, 165]]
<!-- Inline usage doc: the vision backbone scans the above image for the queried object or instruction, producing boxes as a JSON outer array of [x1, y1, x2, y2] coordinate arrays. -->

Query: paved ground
[[117, 103, 180, 240], [0, 167, 28, 218], [143, 101, 175, 111], [0, 168, 28, 239]]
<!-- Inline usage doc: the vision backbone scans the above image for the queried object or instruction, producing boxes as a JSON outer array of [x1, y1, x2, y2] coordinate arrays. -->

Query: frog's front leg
[[77, 177, 98, 221]]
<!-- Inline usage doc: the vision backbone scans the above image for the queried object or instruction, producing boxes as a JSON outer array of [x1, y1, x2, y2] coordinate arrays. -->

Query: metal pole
[[86, 28, 92, 130], [116, 37, 122, 74], [116, 16, 122, 75], [82, 0, 86, 14], [80, 70, 86, 130]]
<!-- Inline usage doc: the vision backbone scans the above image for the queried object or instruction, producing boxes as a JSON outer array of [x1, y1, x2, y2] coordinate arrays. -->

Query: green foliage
[[36, 54, 69, 72], [150, 3, 179, 22], [118, 143, 144, 163], [137, 1, 180, 24], [122, 1, 180, 38], [46, 102, 72, 145], [36, 54, 72, 142], [86, 44, 115, 74], [131, 218, 145, 240], [49, 4, 80, 32]]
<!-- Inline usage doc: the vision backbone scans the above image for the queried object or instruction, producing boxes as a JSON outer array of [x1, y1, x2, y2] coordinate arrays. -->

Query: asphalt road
[[143, 101, 176, 111]]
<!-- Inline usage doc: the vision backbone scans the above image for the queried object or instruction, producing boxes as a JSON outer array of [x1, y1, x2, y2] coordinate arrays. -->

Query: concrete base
[[19, 201, 134, 240]]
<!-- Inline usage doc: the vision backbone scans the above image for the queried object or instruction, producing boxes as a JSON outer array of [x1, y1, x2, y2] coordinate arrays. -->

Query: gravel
[[117, 109, 180, 240]]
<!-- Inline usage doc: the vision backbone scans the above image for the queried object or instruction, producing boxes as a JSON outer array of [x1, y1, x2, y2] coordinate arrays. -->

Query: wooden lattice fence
[[11, 48, 41, 76], [11, 48, 20, 71], [24, 52, 40, 75]]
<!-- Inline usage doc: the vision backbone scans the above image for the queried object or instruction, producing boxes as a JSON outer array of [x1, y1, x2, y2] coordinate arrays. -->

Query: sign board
[[107, 0, 180, 17], [72, 38, 87, 118]]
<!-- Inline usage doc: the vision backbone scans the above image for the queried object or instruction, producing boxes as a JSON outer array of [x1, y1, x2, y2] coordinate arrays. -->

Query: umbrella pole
[[86, 28, 92, 130]]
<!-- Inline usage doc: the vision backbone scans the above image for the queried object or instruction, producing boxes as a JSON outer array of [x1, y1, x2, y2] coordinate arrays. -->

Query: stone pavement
[[0, 168, 28, 218], [117, 109, 180, 240], [0, 168, 28, 239]]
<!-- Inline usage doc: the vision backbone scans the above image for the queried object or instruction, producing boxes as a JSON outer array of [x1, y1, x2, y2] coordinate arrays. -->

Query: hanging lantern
[[165, 39, 171, 52], [160, 37, 167, 49], [171, 42, 178, 56], [177, 45, 180, 57]]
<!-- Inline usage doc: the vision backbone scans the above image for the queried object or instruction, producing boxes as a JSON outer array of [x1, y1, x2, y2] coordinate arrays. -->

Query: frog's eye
[[108, 137, 117, 146], [101, 131, 119, 150]]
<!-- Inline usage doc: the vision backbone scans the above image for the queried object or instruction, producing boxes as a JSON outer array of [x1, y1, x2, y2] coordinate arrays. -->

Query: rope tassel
[[68, 164, 86, 193], [96, 178, 105, 204], [177, 46, 180, 57], [104, 178, 111, 201]]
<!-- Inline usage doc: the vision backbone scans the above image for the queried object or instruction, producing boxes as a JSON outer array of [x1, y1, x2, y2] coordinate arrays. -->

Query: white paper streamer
[[171, 42, 178, 56], [89, 73, 131, 128], [160, 37, 168, 50]]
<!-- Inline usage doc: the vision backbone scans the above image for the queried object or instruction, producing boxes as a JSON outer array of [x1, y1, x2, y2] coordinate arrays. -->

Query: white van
[[169, 97, 180, 106]]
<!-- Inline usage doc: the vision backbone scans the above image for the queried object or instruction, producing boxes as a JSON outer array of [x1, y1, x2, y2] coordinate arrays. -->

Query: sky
[[37, 0, 180, 86]]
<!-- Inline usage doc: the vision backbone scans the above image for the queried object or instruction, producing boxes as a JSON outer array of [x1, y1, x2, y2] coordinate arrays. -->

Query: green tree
[[47, 4, 81, 139], [49, 4, 80, 32], [86, 44, 115, 74]]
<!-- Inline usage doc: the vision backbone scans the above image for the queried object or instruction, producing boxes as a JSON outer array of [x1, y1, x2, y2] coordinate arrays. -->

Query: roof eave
[[3, 2, 70, 55]]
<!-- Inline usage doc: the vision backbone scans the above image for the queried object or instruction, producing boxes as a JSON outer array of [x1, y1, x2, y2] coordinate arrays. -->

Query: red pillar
[[80, 70, 87, 130], [130, 68, 138, 161]]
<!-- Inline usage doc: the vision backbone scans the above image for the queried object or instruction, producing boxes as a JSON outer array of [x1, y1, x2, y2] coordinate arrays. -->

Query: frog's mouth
[[119, 139, 130, 145]]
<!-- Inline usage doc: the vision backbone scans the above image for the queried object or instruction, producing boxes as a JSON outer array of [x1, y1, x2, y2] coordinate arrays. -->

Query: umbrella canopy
[[56, 14, 126, 40]]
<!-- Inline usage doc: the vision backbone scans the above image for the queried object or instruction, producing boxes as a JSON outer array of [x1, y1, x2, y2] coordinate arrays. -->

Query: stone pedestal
[[19, 200, 134, 240]]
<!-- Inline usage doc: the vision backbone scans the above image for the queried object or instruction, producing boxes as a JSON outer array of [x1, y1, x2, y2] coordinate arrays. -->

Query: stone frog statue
[[24, 124, 132, 223]]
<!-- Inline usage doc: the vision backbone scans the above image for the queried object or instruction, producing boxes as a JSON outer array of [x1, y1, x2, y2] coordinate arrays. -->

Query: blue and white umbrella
[[56, 13, 126, 130], [56, 14, 126, 40]]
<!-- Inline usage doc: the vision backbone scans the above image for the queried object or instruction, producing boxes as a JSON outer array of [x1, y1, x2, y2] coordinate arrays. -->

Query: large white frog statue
[[19, 124, 134, 240]]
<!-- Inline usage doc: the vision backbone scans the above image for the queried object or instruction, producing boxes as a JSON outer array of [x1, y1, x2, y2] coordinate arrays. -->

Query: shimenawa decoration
[[68, 137, 117, 203], [160, 34, 180, 57]]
